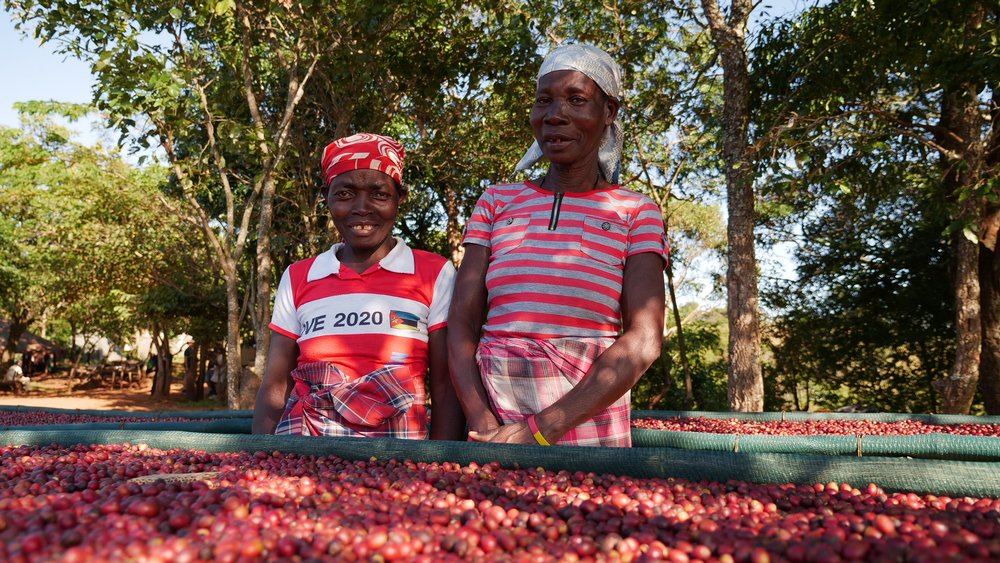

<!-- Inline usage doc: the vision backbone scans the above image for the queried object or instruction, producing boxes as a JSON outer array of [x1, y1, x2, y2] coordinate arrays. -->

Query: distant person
[[4, 363, 29, 394], [31, 349, 44, 375], [184, 340, 197, 372], [253, 133, 465, 440], [207, 347, 224, 399], [206, 366, 219, 399], [146, 353, 158, 394], [214, 348, 225, 394]]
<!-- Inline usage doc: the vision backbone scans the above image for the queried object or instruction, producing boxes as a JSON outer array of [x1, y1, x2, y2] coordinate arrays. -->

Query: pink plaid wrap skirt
[[477, 336, 631, 447]]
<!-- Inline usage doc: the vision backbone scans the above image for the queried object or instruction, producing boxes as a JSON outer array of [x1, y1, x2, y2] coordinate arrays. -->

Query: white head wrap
[[514, 44, 624, 183]]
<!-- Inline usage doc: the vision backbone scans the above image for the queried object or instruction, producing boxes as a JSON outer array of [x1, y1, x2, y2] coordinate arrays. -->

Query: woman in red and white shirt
[[253, 133, 465, 440]]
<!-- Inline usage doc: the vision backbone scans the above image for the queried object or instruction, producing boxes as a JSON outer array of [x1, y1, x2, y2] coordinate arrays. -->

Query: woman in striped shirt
[[448, 44, 668, 447]]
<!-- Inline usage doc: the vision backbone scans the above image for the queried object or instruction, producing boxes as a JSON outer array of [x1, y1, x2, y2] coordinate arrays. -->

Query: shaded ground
[[0, 370, 229, 412]]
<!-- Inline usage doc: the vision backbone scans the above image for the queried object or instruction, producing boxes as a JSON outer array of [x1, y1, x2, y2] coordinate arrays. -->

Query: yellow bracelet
[[527, 414, 551, 446]]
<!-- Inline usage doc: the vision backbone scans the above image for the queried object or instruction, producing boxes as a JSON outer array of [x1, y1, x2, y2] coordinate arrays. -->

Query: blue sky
[[1, 13, 95, 128]]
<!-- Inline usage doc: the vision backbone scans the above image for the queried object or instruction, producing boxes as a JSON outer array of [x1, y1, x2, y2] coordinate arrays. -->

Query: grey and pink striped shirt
[[463, 180, 668, 340]]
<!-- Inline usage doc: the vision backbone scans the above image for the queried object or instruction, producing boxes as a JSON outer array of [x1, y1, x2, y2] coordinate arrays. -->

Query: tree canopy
[[753, 0, 999, 413], [0, 102, 219, 374], [3, 0, 997, 413]]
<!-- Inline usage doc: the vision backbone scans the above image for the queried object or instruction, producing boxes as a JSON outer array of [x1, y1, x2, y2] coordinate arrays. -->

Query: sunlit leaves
[[0, 107, 194, 350]]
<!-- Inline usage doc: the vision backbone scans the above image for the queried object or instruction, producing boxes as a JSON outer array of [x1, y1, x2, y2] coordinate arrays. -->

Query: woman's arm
[[447, 243, 501, 436], [428, 328, 467, 440], [251, 331, 298, 434], [476, 252, 665, 444]]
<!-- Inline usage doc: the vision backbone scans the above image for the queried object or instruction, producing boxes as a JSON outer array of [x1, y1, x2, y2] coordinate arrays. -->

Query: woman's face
[[326, 169, 403, 259], [530, 70, 618, 169]]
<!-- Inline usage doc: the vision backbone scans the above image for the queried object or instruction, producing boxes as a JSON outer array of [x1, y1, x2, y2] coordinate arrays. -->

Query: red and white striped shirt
[[463, 180, 667, 339]]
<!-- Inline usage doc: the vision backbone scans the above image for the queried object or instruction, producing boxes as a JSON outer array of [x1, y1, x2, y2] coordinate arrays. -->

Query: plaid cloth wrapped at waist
[[478, 336, 632, 447], [275, 361, 427, 439]]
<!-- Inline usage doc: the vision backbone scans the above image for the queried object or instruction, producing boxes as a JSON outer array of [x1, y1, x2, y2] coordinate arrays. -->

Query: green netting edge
[[0, 419, 252, 434], [633, 410, 1000, 425], [631, 429, 1000, 461], [2, 429, 999, 498], [7, 407, 999, 461], [11, 419, 1000, 463], [630, 410, 1000, 460], [0, 405, 252, 419]]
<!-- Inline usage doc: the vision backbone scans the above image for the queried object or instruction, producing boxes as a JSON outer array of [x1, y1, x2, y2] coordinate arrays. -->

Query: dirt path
[[0, 373, 229, 412]]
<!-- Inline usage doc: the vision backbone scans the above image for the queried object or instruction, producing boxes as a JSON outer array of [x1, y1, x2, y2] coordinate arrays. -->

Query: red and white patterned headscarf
[[321, 133, 405, 188]]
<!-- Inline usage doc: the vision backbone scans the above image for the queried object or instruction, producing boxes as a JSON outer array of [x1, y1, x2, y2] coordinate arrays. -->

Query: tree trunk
[[66, 321, 79, 391], [980, 85, 1000, 413], [980, 219, 1000, 413], [446, 184, 465, 264], [184, 342, 201, 401], [666, 258, 694, 408], [236, 3, 318, 411], [252, 174, 277, 408], [152, 326, 173, 398], [792, 376, 802, 411], [225, 270, 243, 409], [939, 143, 983, 414], [941, 204, 982, 413], [701, 0, 763, 411], [195, 344, 208, 401], [933, 20, 987, 411], [3, 308, 30, 367]]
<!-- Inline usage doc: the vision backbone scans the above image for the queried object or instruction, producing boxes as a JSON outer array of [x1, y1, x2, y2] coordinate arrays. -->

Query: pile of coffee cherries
[[632, 417, 1000, 437], [1, 442, 998, 561]]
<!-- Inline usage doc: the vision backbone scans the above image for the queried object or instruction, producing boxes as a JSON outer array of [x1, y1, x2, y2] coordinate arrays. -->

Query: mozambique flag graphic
[[390, 310, 420, 331]]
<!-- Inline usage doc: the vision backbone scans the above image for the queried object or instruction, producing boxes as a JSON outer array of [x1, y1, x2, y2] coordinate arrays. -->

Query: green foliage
[[0, 204, 27, 321], [632, 311, 730, 412], [0, 105, 220, 357], [280, 1, 539, 263], [5, 0, 733, 406], [752, 0, 998, 204], [751, 0, 999, 412], [761, 161, 956, 412]]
